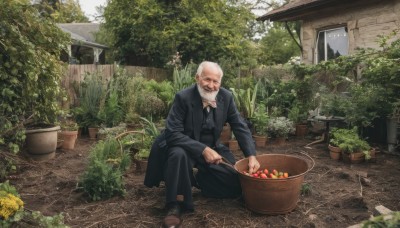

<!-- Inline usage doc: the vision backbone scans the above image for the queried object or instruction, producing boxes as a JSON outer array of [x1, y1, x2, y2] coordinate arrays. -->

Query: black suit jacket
[[144, 85, 255, 187]]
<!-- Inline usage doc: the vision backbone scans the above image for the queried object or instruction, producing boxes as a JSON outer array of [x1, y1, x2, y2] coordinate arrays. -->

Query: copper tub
[[235, 153, 313, 215]]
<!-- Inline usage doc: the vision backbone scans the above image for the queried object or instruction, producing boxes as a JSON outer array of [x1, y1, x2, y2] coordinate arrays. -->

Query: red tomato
[[260, 173, 267, 179], [283, 172, 289, 178], [263, 169, 269, 174], [253, 173, 259, 178]]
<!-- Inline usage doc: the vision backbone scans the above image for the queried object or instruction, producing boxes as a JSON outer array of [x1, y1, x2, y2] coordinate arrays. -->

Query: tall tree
[[33, 0, 89, 23], [102, 0, 259, 68], [258, 22, 301, 65]]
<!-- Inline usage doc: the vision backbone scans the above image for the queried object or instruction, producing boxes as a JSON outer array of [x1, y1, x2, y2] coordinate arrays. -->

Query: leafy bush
[[251, 104, 269, 136], [0, 0, 70, 153], [330, 127, 370, 154], [266, 117, 295, 138], [79, 139, 131, 201]]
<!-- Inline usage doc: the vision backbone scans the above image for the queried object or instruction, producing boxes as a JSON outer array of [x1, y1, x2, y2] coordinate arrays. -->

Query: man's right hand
[[202, 146, 222, 164]]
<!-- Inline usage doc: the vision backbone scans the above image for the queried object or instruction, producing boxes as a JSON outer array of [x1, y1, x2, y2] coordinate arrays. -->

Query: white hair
[[196, 61, 223, 78]]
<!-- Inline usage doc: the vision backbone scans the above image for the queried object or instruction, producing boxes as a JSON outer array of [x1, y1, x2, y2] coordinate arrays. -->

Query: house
[[258, 0, 400, 64], [58, 23, 108, 64]]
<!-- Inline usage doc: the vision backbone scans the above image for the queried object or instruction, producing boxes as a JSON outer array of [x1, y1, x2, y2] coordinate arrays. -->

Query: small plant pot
[[59, 130, 78, 150], [88, 127, 99, 140], [328, 144, 341, 160], [274, 137, 286, 146], [349, 151, 365, 164], [295, 124, 308, 138], [253, 135, 267, 148]]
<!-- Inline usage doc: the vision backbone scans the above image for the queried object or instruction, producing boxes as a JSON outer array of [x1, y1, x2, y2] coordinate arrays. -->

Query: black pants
[[164, 145, 241, 211]]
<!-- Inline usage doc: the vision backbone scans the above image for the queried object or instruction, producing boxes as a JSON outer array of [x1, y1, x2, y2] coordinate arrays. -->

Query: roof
[[57, 23, 108, 49], [257, 0, 358, 22]]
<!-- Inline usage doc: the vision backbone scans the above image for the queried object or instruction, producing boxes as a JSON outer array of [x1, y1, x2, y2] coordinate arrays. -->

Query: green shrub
[[79, 139, 131, 201]]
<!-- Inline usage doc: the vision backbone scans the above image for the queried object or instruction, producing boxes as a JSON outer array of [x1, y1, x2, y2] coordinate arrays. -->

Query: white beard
[[197, 84, 218, 102]]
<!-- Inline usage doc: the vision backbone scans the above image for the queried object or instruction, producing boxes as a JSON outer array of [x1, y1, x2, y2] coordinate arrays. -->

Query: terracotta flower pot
[[328, 144, 341, 160], [253, 135, 267, 148], [88, 127, 99, 140], [295, 124, 308, 138], [59, 130, 78, 150]]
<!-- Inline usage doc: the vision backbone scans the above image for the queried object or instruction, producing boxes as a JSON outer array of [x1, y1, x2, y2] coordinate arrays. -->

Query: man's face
[[196, 65, 221, 101]]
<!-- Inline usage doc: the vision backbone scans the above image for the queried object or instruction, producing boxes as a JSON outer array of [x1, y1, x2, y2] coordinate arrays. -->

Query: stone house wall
[[301, 0, 400, 64]]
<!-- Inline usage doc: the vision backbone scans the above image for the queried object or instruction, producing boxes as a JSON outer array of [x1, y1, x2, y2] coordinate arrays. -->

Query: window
[[316, 27, 348, 63]]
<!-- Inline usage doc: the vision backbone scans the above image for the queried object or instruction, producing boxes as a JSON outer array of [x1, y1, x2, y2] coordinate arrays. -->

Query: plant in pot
[[58, 118, 79, 150], [266, 116, 295, 145], [334, 127, 371, 163], [288, 102, 309, 138], [73, 72, 106, 140], [250, 104, 269, 147], [328, 127, 347, 160]]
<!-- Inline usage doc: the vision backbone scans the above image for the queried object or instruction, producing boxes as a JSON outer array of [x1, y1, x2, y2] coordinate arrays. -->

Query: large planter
[[25, 124, 60, 161], [253, 135, 267, 148], [59, 130, 78, 150], [328, 144, 341, 160]]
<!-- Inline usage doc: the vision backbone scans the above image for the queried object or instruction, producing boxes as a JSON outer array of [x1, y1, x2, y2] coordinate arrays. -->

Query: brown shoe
[[163, 204, 182, 228]]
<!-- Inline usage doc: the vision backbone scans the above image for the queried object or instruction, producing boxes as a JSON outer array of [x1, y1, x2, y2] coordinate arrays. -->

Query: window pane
[[325, 28, 348, 60], [316, 27, 348, 63]]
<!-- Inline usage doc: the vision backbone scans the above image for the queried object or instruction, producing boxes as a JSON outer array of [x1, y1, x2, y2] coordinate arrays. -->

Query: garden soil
[[5, 135, 400, 228]]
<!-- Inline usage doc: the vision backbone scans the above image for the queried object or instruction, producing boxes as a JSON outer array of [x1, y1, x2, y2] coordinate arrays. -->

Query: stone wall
[[301, 0, 400, 64]]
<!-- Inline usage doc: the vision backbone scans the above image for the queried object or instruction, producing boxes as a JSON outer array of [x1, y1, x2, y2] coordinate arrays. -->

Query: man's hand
[[247, 155, 260, 174], [202, 147, 222, 164]]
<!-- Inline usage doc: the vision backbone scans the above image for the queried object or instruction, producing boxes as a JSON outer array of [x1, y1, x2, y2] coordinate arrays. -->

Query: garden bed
[[5, 136, 400, 227]]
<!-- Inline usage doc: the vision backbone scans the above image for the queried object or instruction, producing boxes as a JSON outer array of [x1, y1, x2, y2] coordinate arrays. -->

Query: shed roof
[[257, 0, 355, 22], [58, 23, 108, 49]]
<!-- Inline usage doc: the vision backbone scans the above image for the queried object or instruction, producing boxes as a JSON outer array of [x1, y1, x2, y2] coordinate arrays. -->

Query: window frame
[[315, 26, 349, 64]]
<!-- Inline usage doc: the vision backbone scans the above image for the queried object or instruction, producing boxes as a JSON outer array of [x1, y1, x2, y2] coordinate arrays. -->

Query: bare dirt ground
[[5, 135, 400, 228]]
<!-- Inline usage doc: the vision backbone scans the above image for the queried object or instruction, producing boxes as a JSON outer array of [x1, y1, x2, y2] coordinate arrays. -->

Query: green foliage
[[99, 90, 124, 128], [330, 127, 370, 154], [74, 72, 106, 128], [300, 183, 312, 196], [34, 0, 89, 23], [140, 117, 160, 138], [103, 0, 259, 67], [251, 104, 269, 136], [0, 0, 70, 153], [258, 24, 301, 65], [80, 139, 131, 201], [173, 64, 195, 93], [230, 80, 259, 119], [362, 211, 400, 228], [266, 116, 295, 138]]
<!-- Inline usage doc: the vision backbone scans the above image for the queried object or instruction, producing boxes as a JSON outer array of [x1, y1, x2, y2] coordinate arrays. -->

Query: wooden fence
[[61, 64, 170, 109]]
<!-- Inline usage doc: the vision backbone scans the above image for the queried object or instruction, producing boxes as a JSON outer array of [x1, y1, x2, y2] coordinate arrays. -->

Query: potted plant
[[288, 103, 309, 138], [266, 117, 295, 145], [59, 119, 79, 150], [251, 104, 269, 147], [334, 127, 371, 163], [328, 127, 346, 160]]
